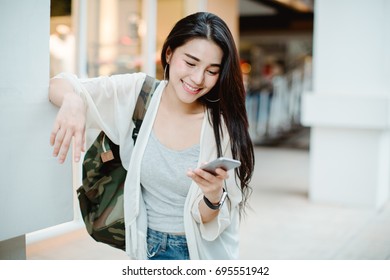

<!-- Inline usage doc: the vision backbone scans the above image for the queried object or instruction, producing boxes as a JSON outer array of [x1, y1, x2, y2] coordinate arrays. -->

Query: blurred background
[[49, 0, 313, 147]]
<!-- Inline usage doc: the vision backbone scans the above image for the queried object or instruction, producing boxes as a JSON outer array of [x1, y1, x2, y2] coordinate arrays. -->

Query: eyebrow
[[184, 53, 221, 68]]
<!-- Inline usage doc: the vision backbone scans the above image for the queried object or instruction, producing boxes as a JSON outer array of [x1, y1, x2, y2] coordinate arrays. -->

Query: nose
[[190, 68, 205, 85]]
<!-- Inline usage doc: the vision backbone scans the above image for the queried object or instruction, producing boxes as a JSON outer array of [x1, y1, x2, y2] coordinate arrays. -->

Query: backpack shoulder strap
[[132, 75, 160, 143]]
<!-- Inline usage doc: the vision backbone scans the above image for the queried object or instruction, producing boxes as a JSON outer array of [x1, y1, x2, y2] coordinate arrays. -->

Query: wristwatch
[[203, 188, 228, 210]]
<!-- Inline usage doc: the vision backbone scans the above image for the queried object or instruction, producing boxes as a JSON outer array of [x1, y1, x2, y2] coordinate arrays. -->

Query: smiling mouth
[[182, 80, 202, 95]]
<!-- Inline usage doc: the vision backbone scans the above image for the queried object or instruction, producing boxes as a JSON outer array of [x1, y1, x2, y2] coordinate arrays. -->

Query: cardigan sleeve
[[53, 72, 147, 167], [191, 173, 242, 241], [190, 132, 243, 241]]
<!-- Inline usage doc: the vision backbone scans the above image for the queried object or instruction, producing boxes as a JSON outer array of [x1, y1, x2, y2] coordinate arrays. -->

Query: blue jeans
[[146, 228, 190, 260]]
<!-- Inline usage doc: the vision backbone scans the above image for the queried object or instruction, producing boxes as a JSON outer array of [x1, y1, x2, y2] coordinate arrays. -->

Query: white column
[[73, 0, 88, 78], [0, 0, 73, 255], [141, 0, 157, 76], [301, 0, 390, 209]]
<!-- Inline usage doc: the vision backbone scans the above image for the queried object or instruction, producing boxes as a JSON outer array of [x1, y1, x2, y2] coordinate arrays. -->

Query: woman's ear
[[165, 47, 172, 64]]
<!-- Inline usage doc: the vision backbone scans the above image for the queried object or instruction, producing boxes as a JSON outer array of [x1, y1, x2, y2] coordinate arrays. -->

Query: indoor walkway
[[26, 145, 390, 260]]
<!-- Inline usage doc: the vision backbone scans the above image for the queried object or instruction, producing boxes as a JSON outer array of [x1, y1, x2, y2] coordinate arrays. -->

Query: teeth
[[184, 81, 199, 92]]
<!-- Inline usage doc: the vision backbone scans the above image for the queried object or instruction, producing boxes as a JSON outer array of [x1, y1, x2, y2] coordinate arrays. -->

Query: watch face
[[218, 190, 228, 208]]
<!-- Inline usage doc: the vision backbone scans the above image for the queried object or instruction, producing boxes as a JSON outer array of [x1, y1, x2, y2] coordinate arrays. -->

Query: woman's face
[[165, 38, 223, 105]]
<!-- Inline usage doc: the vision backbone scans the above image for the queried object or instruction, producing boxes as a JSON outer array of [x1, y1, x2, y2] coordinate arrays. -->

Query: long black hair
[[161, 12, 255, 213]]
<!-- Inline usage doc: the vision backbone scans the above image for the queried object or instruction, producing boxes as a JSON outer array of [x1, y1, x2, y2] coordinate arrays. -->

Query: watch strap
[[203, 188, 227, 210]]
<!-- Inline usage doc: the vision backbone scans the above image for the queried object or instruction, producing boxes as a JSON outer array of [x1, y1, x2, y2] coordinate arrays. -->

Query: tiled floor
[[26, 146, 390, 260]]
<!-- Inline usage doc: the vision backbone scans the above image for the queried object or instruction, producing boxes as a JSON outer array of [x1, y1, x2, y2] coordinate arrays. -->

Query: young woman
[[49, 12, 254, 260]]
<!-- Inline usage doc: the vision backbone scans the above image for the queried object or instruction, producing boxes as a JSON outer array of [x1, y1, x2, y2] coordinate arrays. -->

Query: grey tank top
[[140, 130, 200, 233]]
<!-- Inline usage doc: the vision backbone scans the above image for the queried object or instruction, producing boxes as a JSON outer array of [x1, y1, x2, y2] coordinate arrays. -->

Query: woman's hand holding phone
[[186, 157, 240, 203]]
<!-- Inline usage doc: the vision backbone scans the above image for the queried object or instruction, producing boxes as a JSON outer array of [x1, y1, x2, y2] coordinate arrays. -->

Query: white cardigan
[[57, 72, 243, 259]]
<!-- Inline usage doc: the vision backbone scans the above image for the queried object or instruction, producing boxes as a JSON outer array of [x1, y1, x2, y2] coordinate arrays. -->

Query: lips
[[182, 80, 202, 95]]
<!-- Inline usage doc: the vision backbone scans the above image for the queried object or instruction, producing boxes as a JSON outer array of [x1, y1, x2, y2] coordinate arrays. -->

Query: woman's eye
[[185, 61, 195, 67], [207, 70, 219, 75]]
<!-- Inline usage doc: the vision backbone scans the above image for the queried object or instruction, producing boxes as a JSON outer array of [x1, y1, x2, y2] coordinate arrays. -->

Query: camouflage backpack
[[76, 75, 159, 251]]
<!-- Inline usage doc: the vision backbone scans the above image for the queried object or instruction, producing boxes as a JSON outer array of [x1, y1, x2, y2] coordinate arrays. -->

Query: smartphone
[[200, 157, 241, 175]]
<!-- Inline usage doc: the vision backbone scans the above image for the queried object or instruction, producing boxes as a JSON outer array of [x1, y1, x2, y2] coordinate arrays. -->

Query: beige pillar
[[185, 0, 239, 46], [207, 0, 239, 46], [99, 0, 119, 75]]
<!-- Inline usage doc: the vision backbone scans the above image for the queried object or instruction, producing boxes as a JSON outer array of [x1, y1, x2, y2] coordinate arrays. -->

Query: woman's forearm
[[199, 199, 220, 223], [49, 77, 77, 107]]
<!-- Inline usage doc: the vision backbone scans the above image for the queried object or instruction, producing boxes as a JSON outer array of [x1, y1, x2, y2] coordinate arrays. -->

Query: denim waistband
[[147, 228, 187, 246]]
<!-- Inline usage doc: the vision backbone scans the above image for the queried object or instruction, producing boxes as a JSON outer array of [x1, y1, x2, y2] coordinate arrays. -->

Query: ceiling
[[240, 0, 314, 16], [239, 0, 314, 35]]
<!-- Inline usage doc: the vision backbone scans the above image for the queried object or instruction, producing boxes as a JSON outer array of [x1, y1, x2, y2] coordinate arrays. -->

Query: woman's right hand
[[50, 93, 86, 164]]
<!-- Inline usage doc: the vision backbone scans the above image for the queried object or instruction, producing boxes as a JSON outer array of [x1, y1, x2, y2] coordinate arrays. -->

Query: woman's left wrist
[[203, 188, 228, 210]]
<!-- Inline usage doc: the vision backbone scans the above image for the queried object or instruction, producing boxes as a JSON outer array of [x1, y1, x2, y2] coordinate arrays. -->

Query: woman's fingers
[[50, 122, 60, 147], [50, 94, 86, 163], [58, 129, 73, 163], [51, 125, 66, 158], [187, 167, 228, 201], [50, 120, 85, 163], [193, 167, 229, 182]]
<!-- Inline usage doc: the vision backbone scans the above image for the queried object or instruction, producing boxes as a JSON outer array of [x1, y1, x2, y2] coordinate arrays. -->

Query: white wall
[[301, 0, 390, 208], [0, 0, 73, 244]]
